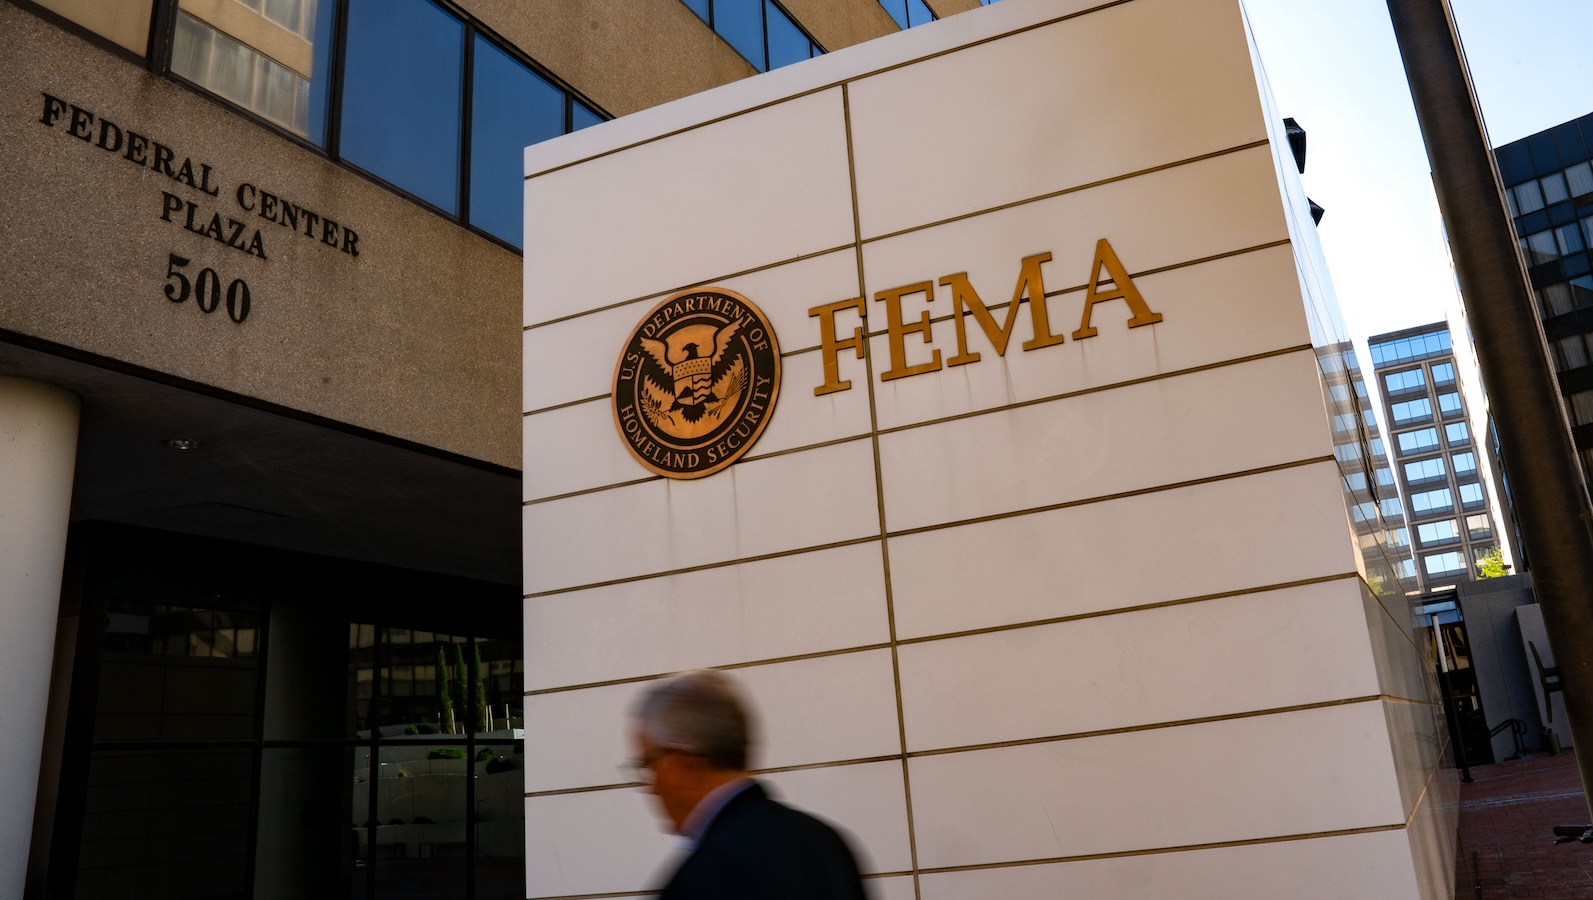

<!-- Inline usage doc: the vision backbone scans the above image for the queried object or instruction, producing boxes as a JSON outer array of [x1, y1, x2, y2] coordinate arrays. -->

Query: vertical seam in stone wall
[[841, 80, 922, 898]]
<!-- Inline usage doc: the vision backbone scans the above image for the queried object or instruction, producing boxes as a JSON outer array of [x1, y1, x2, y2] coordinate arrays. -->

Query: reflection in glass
[[469, 37, 566, 248], [97, 602, 261, 742], [766, 1, 815, 69], [256, 747, 361, 900], [475, 743, 525, 900], [340, 0, 465, 211], [715, 0, 767, 71], [75, 750, 253, 900], [172, 0, 335, 142], [370, 744, 468, 898]]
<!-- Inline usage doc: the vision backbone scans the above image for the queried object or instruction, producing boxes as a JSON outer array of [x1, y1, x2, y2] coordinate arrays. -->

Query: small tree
[[448, 643, 468, 732], [436, 646, 455, 734], [1476, 548, 1508, 579], [471, 642, 489, 734]]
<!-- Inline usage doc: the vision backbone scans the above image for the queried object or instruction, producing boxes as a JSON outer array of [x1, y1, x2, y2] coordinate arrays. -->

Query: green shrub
[[428, 746, 467, 759]]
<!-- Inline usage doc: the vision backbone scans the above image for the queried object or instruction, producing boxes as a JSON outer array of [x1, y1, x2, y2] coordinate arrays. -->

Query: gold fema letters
[[808, 238, 1164, 395]]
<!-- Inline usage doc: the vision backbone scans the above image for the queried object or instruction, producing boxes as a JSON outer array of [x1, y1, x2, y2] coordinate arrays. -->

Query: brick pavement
[[1455, 752, 1593, 899]]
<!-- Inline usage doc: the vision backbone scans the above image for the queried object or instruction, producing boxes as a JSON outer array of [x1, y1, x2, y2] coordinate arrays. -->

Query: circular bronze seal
[[613, 287, 782, 479]]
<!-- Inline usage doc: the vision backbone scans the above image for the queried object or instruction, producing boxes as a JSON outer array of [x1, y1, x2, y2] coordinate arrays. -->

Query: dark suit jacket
[[658, 781, 869, 900]]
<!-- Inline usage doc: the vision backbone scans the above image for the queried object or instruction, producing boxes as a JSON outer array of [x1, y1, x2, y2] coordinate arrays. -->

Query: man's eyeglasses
[[619, 746, 692, 784]]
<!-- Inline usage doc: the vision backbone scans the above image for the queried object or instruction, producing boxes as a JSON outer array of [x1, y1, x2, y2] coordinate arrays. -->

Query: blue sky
[[1244, 0, 1593, 343]]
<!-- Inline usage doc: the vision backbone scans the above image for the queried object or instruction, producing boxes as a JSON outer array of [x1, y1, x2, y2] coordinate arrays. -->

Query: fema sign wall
[[520, 1, 1454, 897]]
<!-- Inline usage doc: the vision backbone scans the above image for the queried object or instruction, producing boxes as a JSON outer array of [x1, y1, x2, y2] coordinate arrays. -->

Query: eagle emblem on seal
[[613, 288, 781, 479]]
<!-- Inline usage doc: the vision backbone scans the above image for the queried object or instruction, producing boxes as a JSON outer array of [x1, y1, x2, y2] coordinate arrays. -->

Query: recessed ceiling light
[[160, 439, 204, 451]]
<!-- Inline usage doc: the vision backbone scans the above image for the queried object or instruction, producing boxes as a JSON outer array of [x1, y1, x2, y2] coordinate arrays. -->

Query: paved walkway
[[1456, 753, 1593, 899]]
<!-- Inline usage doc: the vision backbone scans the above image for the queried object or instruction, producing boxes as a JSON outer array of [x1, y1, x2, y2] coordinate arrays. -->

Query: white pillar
[[0, 377, 79, 899]]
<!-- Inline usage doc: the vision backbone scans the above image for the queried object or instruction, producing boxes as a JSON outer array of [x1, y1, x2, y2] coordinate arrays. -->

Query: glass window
[[1398, 428, 1441, 455], [1431, 362, 1456, 385], [1384, 368, 1426, 394], [1423, 550, 1467, 577], [468, 36, 566, 248], [1417, 519, 1461, 546], [1388, 526, 1410, 549], [1540, 282, 1577, 318], [340, 0, 465, 212], [1403, 456, 1447, 483], [1452, 451, 1477, 475], [1570, 390, 1593, 426], [1351, 501, 1376, 524], [878, 0, 936, 28], [1445, 421, 1470, 445], [1376, 466, 1395, 486], [572, 101, 603, 132], [1438, 392, 1463, 415], [1527, 229, 1561, 264], [1391, 397, 1433, 425], [1515, 180, 1546, 214], [1558, 222, 1586, 256], [1582, 217, 1593, 252], [682, 0, 710, 21], [1334, 443, 1361, 463], [1543, 171, 1571, 205], [1569, 161, 1593, 197], [766, 1, 817, 68], [1395, 557, 1417, 579], [1459, 482, 1485, 507], [1332, 412, 1358, 433], [1328, 383, 1350, 402], [1554, 335, 1589, 371], [1344, 471, 1367, 492], [716, 0, 768, 70], [1466, 513, 1492, 538], [1379, 497, 1403, 518], [172, 0, 335, 142], [1369, 331, 1450, 366], [1370, 437, 1387, 458], [1410, 488, 1454, 514]]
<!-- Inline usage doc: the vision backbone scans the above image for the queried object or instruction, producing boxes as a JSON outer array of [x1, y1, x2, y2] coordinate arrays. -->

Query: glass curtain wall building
[[1495, 113, 1593, 495], [1368, 324, 1504, 591]]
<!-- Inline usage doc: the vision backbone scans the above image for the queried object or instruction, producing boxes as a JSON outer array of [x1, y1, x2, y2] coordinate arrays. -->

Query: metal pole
[[1385, 0, 1593, 816]]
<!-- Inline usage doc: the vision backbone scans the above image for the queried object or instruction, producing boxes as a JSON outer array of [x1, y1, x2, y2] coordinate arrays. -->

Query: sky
[[1242, 0, 1593, 345]]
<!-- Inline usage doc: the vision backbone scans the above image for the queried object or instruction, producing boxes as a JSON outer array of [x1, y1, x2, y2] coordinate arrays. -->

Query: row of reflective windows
[[1537, 276, 1593, 319], [1403, 451, 1478, 485], [1415, 515, 1493, 548], [159, 0, 604, 249], [1369, 330, 1451, 366], [1570, 390, 1593, 428], [1396, 421, 1470, 455], [1389, 392, 1463, 426], [681, 0, 824, 72], [1409, 483, 1487, 517], [1519, 216, 1593, 266], [1506, 161, 1593, 217], [1551, 331, 1593, 373], [1422, 545, 1497, 579], [1383, 361, 1456, 396]]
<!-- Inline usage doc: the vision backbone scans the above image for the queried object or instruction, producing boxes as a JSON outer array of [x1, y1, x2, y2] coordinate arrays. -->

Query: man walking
[[627, 669, 869, 899]]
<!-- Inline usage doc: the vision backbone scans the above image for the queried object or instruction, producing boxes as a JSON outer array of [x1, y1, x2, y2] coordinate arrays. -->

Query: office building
[[0, 1, 966, 898], [1495, 113, 1593, 493], [1368, 322, 1508, 592]]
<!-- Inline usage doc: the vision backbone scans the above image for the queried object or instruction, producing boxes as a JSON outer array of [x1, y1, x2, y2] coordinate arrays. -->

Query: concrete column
[[0, 377, 79, 899]]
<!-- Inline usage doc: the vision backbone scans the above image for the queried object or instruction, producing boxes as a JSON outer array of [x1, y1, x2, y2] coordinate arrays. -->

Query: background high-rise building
[[1494, 113, 1593, 493], [1368, 322, 1507, 592]]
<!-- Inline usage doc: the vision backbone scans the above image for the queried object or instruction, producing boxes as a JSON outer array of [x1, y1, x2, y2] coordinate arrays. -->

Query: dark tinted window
[[469, 36, 566, 248], [340, 0, 466, 212]]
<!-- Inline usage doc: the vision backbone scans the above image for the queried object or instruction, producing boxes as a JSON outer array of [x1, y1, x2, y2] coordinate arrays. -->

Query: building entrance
[[37, 523, 523, 900]]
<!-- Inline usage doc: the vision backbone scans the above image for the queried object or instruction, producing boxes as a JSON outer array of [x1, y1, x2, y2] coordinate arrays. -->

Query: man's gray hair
[[634, 669, 754, 771]]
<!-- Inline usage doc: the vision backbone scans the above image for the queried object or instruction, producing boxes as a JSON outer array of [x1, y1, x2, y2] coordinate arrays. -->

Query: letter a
[[1073, 239, 1163, 340]]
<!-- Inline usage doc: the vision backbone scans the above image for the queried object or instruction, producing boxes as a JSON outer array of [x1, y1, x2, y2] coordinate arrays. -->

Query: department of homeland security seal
[[613, 287, 781, 479]]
